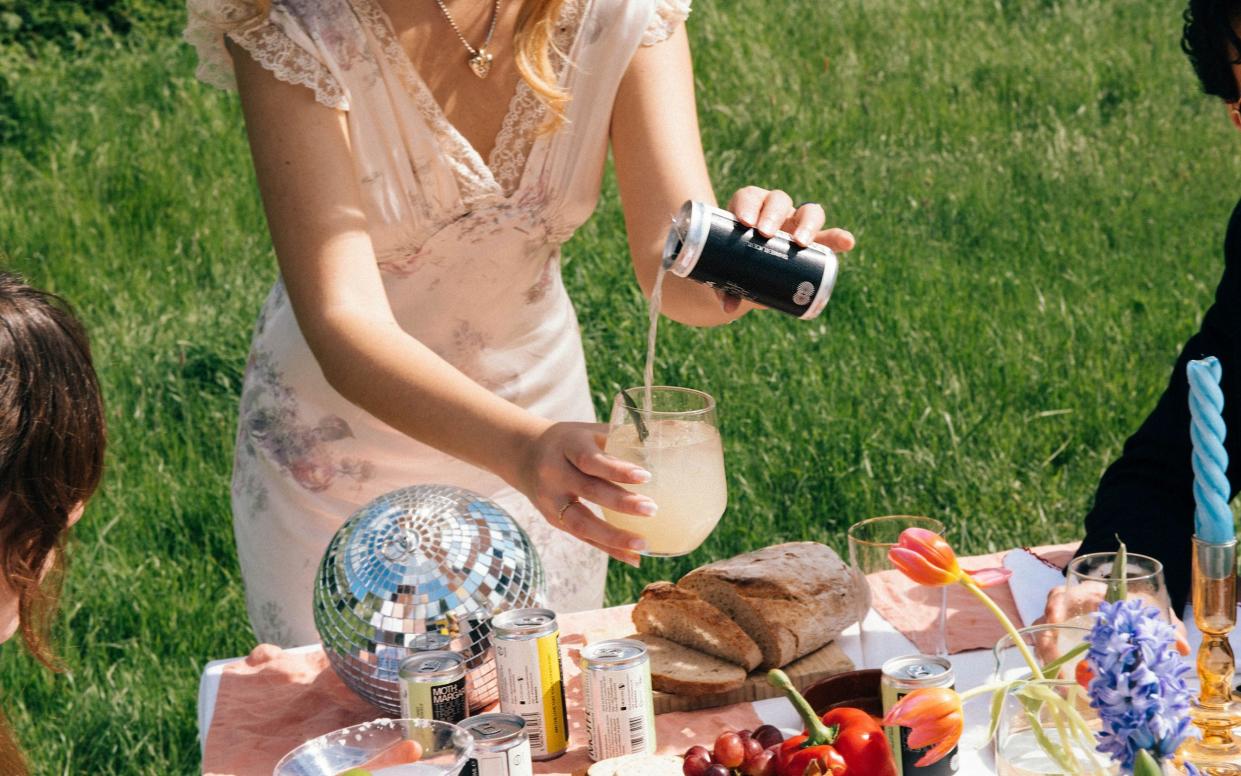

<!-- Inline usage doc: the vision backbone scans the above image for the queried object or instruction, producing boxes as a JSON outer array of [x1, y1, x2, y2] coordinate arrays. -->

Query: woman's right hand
[[511, 421, 657, 566]]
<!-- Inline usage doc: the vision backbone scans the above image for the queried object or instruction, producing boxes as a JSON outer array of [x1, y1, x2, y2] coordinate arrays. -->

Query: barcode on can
[[627, 715, 646, 752], [520, 712, 542, 753]]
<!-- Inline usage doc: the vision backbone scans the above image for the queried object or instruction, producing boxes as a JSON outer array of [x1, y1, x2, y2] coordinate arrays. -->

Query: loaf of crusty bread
[[632, 582, 763, 672], [677, 542, 862, 669], [630, 633, 747, 696]]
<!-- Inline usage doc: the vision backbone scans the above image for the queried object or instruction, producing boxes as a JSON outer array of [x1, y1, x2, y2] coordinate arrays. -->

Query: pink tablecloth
[[202, 545, 1076, 775], [870, 544, 1075, 654]]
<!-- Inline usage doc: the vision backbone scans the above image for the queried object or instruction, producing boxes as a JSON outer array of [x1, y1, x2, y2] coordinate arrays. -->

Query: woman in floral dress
[[186, 0, 854, 645]]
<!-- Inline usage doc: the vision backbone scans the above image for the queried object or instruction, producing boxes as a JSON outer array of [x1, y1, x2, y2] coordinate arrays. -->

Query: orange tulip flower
[[889, 527, 1012, 589], [881, 686, 964, 767]]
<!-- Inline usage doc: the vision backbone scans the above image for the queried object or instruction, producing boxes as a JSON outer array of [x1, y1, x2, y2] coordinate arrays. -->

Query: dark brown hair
[[0, 271, 105, 663], [0, 272, 106, 775], [1183, 0, 1241, 102]]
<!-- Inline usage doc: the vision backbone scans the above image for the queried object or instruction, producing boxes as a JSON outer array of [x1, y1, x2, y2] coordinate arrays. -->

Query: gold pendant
[[469, 49, 493, 79]]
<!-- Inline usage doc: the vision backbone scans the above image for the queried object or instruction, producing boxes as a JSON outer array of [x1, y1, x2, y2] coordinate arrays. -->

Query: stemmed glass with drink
[[847, 516, 949, 662], [599, 386, 727, 557]]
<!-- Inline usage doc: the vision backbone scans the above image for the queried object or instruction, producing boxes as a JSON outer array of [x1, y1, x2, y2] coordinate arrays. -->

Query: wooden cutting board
[[559, 604, 853, 715], [651, 641, 854, 714]]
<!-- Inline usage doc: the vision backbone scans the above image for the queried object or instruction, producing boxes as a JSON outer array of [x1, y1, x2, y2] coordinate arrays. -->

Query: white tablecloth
[[197, 550, 1241, 773]]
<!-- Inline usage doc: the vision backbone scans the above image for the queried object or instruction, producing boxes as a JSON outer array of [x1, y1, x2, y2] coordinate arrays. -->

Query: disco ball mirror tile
[[315, 485, 546, 715]]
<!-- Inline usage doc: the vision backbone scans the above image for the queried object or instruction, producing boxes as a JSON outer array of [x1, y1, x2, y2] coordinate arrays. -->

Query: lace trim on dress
[[352, 0, 498, 207], [184, 0, 349, 111], [641, 0, 691, 46], [488, 86, 545, 197], [487, 0, 583, 196]]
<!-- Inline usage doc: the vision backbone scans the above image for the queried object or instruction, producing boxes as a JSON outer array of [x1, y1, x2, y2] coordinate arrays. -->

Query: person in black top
[[1062, 0, 1241, 617]]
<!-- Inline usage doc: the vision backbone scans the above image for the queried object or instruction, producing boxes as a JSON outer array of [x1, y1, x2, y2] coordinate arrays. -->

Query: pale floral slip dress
[[185, 0, 690, 646]]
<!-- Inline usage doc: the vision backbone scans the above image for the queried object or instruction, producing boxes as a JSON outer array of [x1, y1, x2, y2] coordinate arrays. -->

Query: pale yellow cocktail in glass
[[600, 386, 726, 557]]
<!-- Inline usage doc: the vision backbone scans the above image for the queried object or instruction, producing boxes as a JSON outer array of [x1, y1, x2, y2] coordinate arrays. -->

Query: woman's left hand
[[722, 187, 856, 313]]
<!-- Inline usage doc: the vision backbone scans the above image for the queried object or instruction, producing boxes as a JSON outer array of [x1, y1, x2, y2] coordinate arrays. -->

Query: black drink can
[[661, 200, 839, 319]]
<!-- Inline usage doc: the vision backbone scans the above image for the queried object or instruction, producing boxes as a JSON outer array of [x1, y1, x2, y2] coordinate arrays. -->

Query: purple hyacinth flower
[[1084, 599, 1196, 774]]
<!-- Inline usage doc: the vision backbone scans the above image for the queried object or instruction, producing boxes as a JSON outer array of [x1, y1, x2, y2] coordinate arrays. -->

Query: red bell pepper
[[768, 670, 897, 776], [777, 735, 847, 775]]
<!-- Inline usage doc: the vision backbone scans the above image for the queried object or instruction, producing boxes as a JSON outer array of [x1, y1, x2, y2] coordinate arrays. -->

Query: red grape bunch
[[682, 725, 785, 776]]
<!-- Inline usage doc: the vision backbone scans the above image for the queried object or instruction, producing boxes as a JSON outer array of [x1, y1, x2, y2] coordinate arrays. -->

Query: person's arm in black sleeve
[[1077, 199, 1241, 615]]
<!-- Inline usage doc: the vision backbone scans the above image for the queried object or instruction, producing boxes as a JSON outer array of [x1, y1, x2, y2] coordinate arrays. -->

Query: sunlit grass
[[1, 0, 1238, 771]]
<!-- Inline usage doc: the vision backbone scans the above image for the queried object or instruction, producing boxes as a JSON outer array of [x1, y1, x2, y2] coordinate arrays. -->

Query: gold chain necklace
[[431, 0, 502, 79]]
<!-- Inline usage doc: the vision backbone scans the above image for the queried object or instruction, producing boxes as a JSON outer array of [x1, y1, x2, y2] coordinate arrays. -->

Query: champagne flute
[[847, 515, 948, 661], [599, 386, 727, 557]]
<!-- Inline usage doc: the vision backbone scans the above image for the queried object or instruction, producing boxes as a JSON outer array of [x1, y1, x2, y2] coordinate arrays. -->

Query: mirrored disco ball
[[314, 485, 546, 715]]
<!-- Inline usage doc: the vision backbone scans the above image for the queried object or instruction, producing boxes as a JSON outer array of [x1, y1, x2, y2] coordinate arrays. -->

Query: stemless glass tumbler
[[598, 386, 726, 557], [1062, 552, 1172, 627]]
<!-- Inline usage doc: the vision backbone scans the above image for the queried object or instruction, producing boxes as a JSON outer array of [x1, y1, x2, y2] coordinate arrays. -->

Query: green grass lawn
[[1, 0, 1239, 771]]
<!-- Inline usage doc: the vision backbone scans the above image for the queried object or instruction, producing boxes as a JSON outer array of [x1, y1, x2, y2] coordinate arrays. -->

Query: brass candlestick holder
[[1177, 538, 1241, 775]]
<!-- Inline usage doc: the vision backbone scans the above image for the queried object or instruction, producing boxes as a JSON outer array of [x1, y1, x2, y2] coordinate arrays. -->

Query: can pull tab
[[475, 721, 502, 738]]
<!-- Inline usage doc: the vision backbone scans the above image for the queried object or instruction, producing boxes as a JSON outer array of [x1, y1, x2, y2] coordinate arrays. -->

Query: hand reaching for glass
[[513, 420, 657, 567], [1039, 585, 1191, 658]]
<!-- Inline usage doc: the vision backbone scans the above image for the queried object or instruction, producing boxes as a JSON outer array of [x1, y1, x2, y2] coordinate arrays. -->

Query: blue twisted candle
[[1188, 356, 1233, 543]]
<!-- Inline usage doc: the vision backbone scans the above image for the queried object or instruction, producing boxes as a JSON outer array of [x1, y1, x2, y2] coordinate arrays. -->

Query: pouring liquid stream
[[642, 262, 668, 415]]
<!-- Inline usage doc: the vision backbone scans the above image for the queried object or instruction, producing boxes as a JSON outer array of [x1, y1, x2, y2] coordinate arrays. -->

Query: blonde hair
[[244, 0, 571, 130], [513, 0, 570, 131]]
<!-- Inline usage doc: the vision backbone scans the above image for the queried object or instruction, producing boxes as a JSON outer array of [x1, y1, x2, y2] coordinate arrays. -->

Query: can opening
[[661, 200, 705, 277], [661, 218, 685, 271]]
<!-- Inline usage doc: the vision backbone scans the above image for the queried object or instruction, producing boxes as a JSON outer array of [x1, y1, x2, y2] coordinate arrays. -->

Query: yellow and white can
[[491, 608, 569, 760]]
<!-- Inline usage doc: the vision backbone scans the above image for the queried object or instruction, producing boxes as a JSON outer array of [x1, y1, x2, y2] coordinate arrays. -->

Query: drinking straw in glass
[[599, 386, 726, 557]]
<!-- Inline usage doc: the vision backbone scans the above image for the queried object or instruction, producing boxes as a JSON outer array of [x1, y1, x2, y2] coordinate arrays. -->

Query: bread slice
[[630, 633, 747, 696], [632, 582, 763, 672], [678, 542, 862, 669]]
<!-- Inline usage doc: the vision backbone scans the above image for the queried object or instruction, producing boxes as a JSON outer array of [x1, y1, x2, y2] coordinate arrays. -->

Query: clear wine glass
[[598, 386, 726, 557], [847, 515, 948, 661]]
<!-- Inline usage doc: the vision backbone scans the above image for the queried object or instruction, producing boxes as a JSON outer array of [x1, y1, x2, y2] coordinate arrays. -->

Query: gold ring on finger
[[557, 497, 579, 526]]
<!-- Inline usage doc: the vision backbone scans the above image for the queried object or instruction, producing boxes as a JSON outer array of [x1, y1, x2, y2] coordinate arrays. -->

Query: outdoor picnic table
[[196, 545, 1241, 775]]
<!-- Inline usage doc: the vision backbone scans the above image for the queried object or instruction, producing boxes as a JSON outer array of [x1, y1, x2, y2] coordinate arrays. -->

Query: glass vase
[[993, 624, 1117, 776]]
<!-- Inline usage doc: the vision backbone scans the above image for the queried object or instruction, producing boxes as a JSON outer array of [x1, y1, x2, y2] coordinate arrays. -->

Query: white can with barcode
[[580, 639, 655, 762], [491, 609, 569, 760]]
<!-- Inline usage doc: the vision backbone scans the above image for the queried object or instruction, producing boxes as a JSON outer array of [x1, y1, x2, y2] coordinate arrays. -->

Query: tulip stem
[[960, 682, 1005, 702], [961, 576, 1045, 681]]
